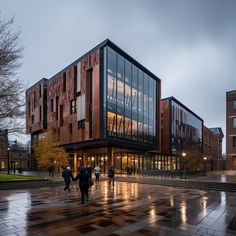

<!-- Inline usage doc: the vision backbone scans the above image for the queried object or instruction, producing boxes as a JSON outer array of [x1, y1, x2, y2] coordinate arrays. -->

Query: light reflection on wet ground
[[0, 181, 236, 236]]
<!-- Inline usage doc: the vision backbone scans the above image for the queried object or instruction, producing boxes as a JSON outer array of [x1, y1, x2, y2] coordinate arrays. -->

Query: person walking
[[108, 164, 115, 187], [74, 167, 90, 204], [86, 165, 92, 179], [126, 166, 130, 175], [94, 165, 101, 183], [49, 166, 55, 177], [62, 167, 73, 192]]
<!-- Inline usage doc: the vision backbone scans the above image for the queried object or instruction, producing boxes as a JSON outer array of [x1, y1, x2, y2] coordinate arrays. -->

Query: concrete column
[[107, 147, 114, 167], [73, 153, 77, 172]]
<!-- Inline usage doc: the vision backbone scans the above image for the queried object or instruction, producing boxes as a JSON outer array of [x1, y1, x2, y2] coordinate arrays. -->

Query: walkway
[[0, 177, 236, 235], [1, 171, 236, 192]]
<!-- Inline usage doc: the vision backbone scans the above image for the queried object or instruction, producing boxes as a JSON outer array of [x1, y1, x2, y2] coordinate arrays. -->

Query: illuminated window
[[105, 46, 157, 144], [70, 99, 77, 114]]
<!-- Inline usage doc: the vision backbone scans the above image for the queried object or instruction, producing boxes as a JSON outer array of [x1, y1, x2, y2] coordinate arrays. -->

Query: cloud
[[1, 0, 236, 152]]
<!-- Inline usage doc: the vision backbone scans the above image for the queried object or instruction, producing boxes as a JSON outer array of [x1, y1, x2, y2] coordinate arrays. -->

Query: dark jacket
[[62, 169, 73, 181], [86, 166, 92, 178], [74, 168, 89, 186], [108, 167, 114, 177]]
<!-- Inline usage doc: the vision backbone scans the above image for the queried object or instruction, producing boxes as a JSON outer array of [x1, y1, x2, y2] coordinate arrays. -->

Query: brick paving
[[0, 177, 236, 236]]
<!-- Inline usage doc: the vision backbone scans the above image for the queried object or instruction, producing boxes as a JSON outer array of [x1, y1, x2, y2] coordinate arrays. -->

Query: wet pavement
[[1, 179, 236, 236]]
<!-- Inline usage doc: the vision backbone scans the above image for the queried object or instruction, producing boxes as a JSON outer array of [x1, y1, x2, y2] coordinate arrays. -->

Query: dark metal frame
[[101, 43, 160, 150]]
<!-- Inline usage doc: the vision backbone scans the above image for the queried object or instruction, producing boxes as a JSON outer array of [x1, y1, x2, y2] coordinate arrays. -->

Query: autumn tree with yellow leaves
[[32, 131, 68, 170]]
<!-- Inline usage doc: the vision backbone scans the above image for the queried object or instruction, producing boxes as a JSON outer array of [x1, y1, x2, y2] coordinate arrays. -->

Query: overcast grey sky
[[1, 0, 236, 152]]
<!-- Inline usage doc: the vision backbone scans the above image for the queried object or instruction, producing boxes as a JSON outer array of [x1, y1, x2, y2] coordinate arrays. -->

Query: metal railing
[[139, 170, 206, 179]]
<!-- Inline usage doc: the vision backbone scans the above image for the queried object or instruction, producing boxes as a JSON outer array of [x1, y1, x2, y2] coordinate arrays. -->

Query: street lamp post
[[7, 147, 10, 174], [203, 157, 207, 173], [182, 152, 186, 179]]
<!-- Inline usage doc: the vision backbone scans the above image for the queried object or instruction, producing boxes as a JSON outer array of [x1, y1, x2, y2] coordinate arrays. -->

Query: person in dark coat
[[108, 164, 115, 187], [74, 167, 90, 204], [62, 167, 73, 192], [86, 165, 92, 178]]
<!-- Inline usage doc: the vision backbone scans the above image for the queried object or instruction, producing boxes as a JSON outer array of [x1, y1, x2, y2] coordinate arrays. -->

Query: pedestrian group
[[62, 164, 113, 204]]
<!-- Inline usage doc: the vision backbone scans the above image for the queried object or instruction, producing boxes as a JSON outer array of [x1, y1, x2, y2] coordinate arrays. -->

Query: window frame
[[233, 136, 236, 148], [70, 99, 77, 114], [233, 100, 236, 110], [233, 117, 236, 128]]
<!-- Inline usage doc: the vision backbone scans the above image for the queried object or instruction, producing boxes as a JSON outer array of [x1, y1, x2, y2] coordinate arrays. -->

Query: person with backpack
[[62, 167, 73, 192], [74, 166, 90, 204]]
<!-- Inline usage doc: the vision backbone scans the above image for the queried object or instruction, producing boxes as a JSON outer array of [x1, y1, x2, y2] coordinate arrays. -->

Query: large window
[[116, 55, 124, 138], [105, 46, 157, 145], [70, 99, 77, 114], [233, 118, 236, 128], [233, 100, 236, 110], [124, 60, 132, 139], [233, 136, 236, 148], [132, 66, 138, 141]]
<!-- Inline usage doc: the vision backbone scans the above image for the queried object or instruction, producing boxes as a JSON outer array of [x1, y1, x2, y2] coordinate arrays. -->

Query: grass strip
[[0, 173, 46, 181]]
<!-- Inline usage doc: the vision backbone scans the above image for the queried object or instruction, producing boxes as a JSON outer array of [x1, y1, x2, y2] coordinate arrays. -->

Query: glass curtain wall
[[171, 100, 202, 155], [105, 46, 156, 145]]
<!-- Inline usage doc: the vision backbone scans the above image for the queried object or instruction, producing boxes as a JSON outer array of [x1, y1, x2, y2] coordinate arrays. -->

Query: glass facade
[[70, 148, 179, 174], [104, 46, 157, 145], [171, 100, 203, 155]]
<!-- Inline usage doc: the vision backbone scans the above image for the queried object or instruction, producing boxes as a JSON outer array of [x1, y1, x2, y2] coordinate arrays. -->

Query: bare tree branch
[[0, 15, 25, 134]]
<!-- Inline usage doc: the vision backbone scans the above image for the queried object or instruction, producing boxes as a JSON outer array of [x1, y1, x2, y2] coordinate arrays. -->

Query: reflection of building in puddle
[[131, 183, 138, 197], [220, 191, 226, 206], [149, 208, 156, 221], [180, 201, 187, 224], [170, 195, 174, 207], [221, 175, 226, 182], [202, 195, 208, 217], [6, 192, 31, 230], [104, 181, 110, 201]]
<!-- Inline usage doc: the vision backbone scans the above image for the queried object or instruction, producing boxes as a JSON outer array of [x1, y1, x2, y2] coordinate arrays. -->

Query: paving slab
[[0, 179, 236, 236]]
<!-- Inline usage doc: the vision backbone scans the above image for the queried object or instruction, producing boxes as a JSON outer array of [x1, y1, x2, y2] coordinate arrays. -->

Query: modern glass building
[[104, 46, 157, 145], [161, 97, 203, 170], [26, 39, 161, 173]]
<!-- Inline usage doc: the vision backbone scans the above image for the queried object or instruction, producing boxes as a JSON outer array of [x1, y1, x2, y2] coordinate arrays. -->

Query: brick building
[[0, 129, 8, 170], [202, 126, 213, 171], [26, 39, 224, 173], [226, 90, 236, 170], [0, 130, 29, 172], [26, 39, 161, 172], [160, 97, 203, 170], [202, 127, 224, 171], [209, 128, 224, 171]]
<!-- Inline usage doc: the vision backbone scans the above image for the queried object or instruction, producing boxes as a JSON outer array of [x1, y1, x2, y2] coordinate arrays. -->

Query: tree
[[32, 131, 68, 170], [184, 148, 201, 170], [0, 16, 25, 133]]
